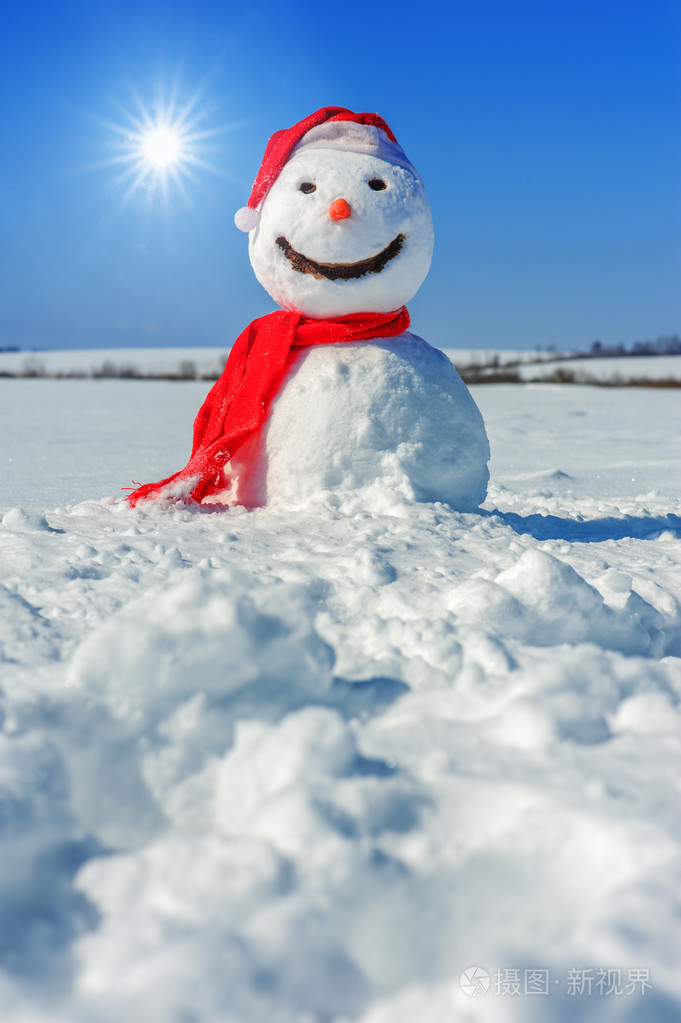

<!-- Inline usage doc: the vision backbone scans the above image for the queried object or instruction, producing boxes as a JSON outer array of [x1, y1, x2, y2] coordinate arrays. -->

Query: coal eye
[[299, 181, 316, 193], [368, 178, 387, 191]]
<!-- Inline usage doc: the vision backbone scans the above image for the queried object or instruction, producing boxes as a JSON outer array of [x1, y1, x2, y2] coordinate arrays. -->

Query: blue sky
[[1, 0, 679, 352]]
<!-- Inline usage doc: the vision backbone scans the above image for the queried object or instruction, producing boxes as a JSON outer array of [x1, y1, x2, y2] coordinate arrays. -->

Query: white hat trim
[[290, 121, 421, 180]]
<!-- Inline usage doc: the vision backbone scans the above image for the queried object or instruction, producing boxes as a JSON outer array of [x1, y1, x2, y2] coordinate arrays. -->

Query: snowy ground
[[0, 347, 231, 380], [511, 355, 681, 386], [1, 379, 681, 1023], [3, 346, 680, 387]]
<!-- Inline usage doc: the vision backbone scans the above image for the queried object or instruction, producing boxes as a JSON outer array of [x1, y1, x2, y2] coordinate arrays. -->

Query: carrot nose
[[329, 198, 351, 220]]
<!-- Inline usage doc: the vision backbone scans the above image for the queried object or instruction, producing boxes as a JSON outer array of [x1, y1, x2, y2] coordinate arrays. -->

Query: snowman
[[128, 107, 489, 512]]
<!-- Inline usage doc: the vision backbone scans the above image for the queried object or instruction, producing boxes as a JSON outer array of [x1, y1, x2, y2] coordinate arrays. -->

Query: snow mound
[[221, 333, 490, 512], [1, 383, 681, 1022], [64, 569, 334, 848]]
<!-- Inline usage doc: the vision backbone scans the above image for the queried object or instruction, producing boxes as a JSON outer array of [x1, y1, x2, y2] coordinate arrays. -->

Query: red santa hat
[[234, 106, 419, 232]]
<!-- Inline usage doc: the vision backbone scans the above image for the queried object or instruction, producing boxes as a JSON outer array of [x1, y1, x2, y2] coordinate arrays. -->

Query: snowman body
[[225, 120, 490, 511], [222, 333, 489, 511]]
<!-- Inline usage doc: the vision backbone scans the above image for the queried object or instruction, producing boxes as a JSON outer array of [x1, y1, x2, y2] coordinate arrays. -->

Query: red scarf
[[127, 307, 410, 506]]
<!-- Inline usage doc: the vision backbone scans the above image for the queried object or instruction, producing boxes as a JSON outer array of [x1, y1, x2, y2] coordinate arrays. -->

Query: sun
[[92, 83, 226, 210], [142, 126, 183, 169]]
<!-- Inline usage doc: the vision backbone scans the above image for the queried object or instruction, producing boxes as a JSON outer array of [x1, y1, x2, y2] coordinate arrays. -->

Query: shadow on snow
[[486, 510, 681, 543]]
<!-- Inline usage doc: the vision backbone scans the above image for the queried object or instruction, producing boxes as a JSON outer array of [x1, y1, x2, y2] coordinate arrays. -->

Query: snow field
[[1, 381, 680, 1022], [2, 347, 679, 386], [0, 347, 231, 379], [511, 354, 681, 385]]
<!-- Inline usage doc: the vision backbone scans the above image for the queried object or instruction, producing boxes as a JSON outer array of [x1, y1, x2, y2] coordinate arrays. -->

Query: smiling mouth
[[275, 234, 405, 281]]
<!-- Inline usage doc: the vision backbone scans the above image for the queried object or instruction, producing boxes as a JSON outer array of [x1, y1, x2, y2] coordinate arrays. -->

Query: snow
[[512, 354, 681, 385], [1, 379, 681, 1023], [248, 148, 433, 318], [218, 334, 489, 512], [2, 347, 679, 387], [0, 346, 229, 379]]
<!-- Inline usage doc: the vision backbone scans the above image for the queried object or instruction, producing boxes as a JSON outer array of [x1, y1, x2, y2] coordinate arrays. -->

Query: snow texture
[[0, 347, 231, 379], [218, 333, 489, 512], [242, 142, 484, 512], [249, 148, 433, 318], [1, 380, 681, 1023], [2, 347, 678, 386], [513, 354, 681, 384]]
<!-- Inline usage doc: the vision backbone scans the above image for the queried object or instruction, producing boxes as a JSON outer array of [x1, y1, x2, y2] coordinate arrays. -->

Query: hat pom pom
[[234, 206, 260, 232]]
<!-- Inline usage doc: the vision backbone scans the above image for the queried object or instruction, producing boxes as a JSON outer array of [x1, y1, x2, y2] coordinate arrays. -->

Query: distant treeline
[[587, 334, 681, 357], [1, 336, 679, 388], [2, 334, 679, 360], [0, 357, 228, 382], [460, 367, 681, 388]]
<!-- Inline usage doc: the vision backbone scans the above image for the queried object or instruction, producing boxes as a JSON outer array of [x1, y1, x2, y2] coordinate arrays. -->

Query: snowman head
[[235, 108, 434, 318]]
